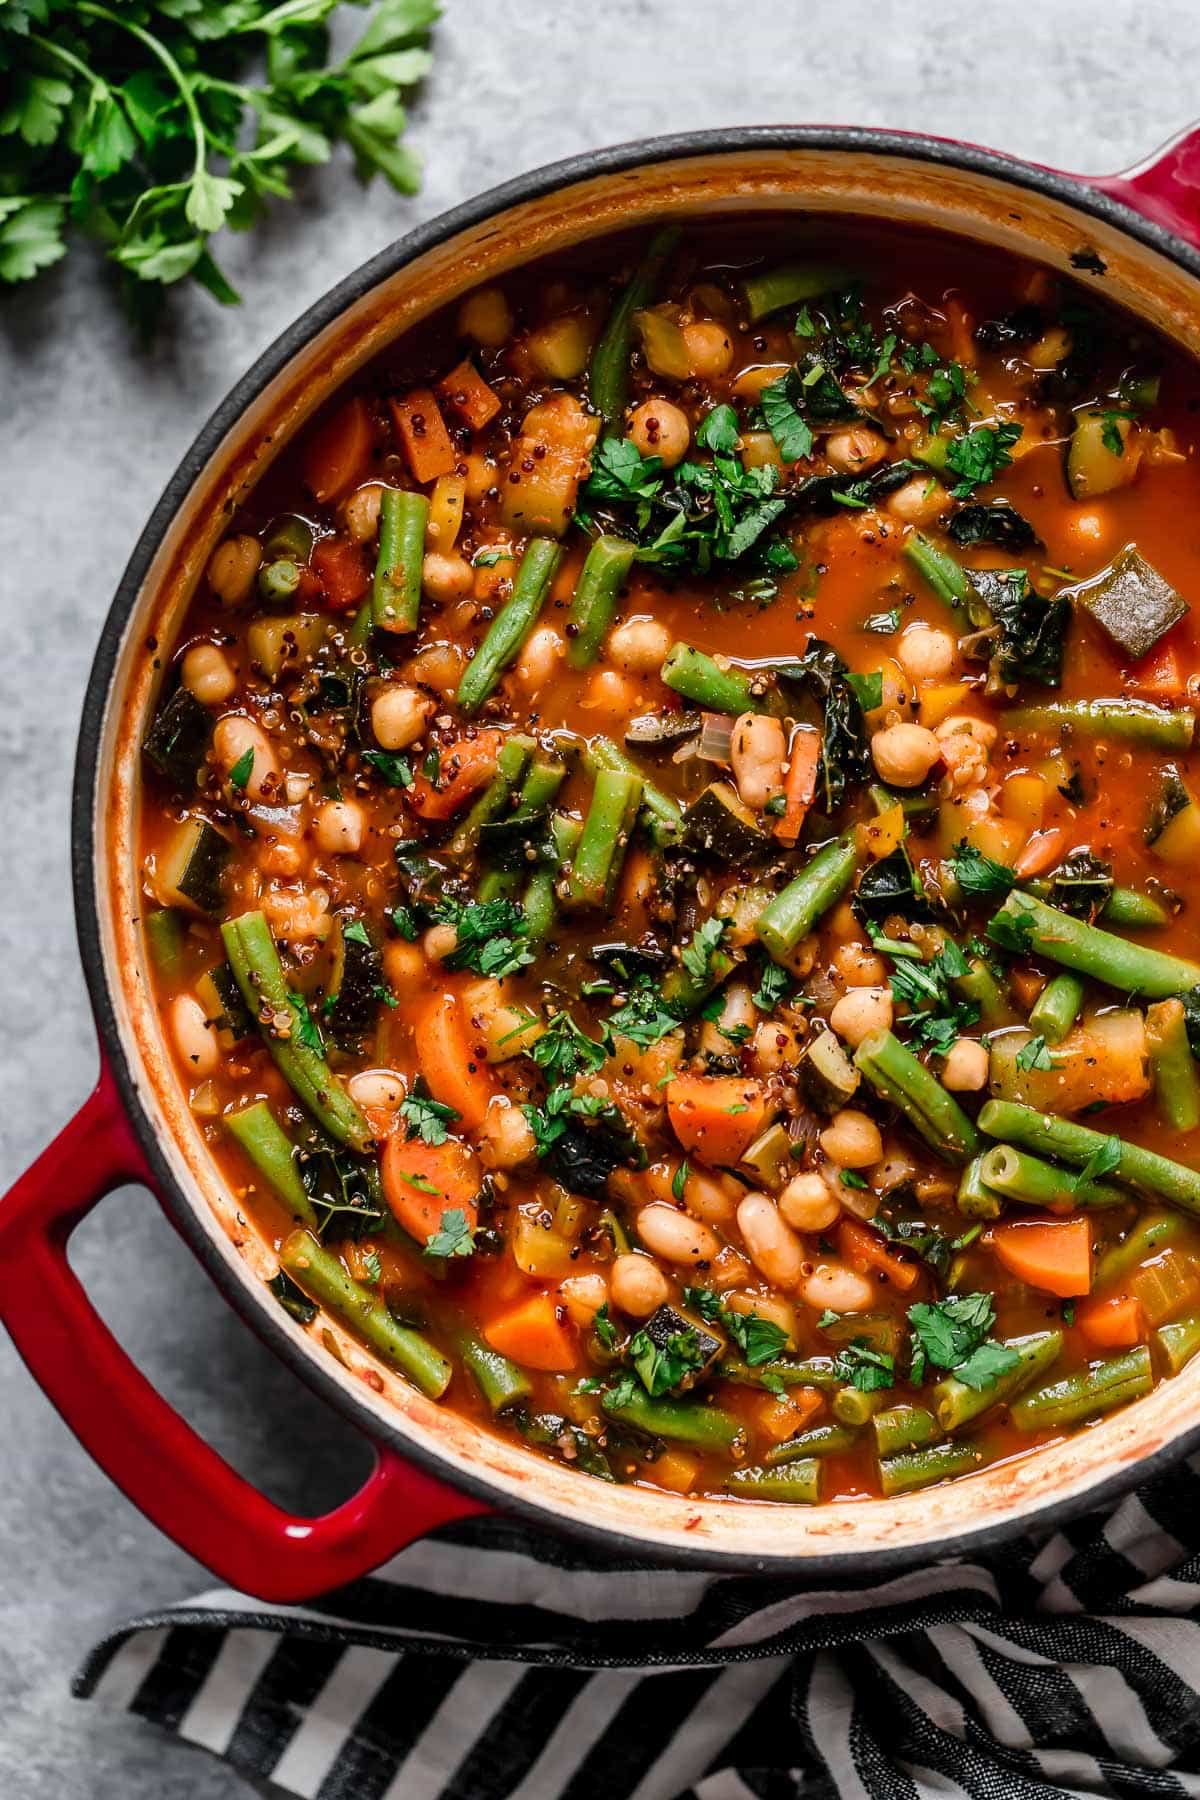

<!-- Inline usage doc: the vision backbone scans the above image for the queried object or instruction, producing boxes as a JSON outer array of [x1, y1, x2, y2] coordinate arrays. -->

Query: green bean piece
[[873, 1404, 941, 1457], [448, 734, 534, 857], [832, 1386, 887, 1427], [566, 534, 637, 667], [523, 815, 581, 949], [1028, 972, 1085, 1045], [879, 1439, 991, 1497], [979, 1144, 1127, 1212], [601, 1387, 742, 1451], [257, 558, 302, 605], [455, 1331, 533, 1414], [371, 488, 428, 634], [724, 1460, 822, 1502], [756, 838, 859, 962], [932, 1330, 1063, 1433], [991, 889, 1200, 999], [564, 769, 642, 910], [221, 911, 374, 1154], [584, 735, 683, 847], [955, 956, 1013, 1029], [1094, 1212, 1184, 1288], [740, 260, 854, 323], [1147, 998, 1200, 1133], [957, 1154, 1003, 1219], [717, 1356, 840, 1391], [855, 1029, 981, 1165], [1004, 698, 1195, 751], [902, 532, 974, 614], [589, 225, 681, 434], [455, 537, 562, 714], [144, 907, 186, 978], [660, 642, 762, 715], [763, 1422, 857, 1465], [279, 1230, 452, 1398], [345, 599, 375, 651], [514, 753, 567, 817], [868, 782, 938, 821], [479, 869, 519, 903], [1010, 1346, 1153, 1431], [264, 514, 314, 561], [223, 1101, 316, 1229], [1156, 1313, 1200, 1375], [1103, 886, 1171, 929], [977, 1101, 1200, 1219]]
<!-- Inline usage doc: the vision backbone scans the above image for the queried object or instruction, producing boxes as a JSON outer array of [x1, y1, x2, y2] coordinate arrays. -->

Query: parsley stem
[[27, 32, 107, 92], [77, 3, 209, 178]]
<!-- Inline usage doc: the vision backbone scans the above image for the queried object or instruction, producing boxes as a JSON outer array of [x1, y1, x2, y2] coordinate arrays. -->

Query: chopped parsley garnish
[[362, 1249, 383, 1286], [682, 1286, 788, 1366], [882, 936, 979, 1055], [864, 608, 902, 635], [944, 422, 1023, 498], [907, 1292, 1019, 1389], [362, 749, 414, 787], [424, 1208, 476, 1260], [840, 1169, 869, 1189], [628, 1326, 707, 1397], [1015, 1034, 1055, 1072], [604, 977, 683, 1050], [389, 905, 419, 941], [680, 916, 728, 986], [286, 990, 322, 1051], [760, 374, 815, 462], [949, 841, 1018, 901], [400, 1084, 460, 1147], [530, 1011, 607, 1084], [672, 1160, 690, 1202], [753, 961, 791, 1013], [832, 1341, 895, 1392], [593, 1303, 617, 1351], [229, 746, 254, 791], [343, 918, 372, 948], [431, 897, 534, 980], [1075, 1135, 1122, 1188], [987, 905, 1037, 957]]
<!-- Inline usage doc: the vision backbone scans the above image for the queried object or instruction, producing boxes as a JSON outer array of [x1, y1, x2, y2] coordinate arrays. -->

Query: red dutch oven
[[6, 126, 1200, 1604]]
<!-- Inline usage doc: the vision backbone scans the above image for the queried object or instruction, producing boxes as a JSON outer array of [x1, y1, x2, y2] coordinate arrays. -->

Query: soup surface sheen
[[140, 219, 1200, 1508]]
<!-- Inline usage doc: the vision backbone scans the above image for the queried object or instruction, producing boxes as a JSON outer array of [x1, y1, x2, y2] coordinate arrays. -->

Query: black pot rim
[[72, 124, 1200, 1580]]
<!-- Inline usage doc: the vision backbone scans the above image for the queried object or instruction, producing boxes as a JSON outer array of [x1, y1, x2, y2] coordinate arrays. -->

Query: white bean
[[778, 1171, 842, 1233], [557, 1273, 609, 1329], [207, 534, 261, 605], [731, 711, 786, 811], [886, 477, 949, 525], [170, 993, 219, 1077], [212, 714, 280, 802], [683, 1168, 740, 1224], [800, 1262, 876, 1314], [478, 1097, 537, 1170], [637, 1203, 720, 1265], [610, 1253, 670, 1317], [347, 1068, 406, 1114], [736, 1193, 804, 1289], [343, 483, 384, 543], [515, 624, 563, 692]]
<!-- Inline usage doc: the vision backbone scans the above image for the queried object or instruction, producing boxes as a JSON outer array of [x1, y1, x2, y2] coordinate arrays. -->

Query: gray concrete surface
[[1, 2, 1197, 1793]]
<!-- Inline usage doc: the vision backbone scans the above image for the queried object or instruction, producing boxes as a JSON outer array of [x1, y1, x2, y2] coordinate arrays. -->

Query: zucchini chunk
[[196, 962, 255, 1047], [155, 818, 231, 915], [247, 612, 328, 679], [641, 1303, 726, 1388], [1074, 546, 1188, 661], [142, 687, 213, 790], [683, 782, 770, 860], [797, 1028, 860, 1113], [1066, 410, 1141, 499]]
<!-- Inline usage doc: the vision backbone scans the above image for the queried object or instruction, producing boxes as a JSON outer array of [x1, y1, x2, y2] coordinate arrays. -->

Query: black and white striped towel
[[77, 1455, 1200, 1799]]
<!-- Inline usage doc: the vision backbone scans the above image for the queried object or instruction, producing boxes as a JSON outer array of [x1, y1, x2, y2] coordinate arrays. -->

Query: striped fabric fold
[[77, 1453, 1200, 1800]]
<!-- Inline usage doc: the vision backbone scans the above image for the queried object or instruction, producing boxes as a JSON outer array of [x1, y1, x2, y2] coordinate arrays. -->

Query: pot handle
[[1085, 123, 1200, 248], [0, 1057, 490, 1603]]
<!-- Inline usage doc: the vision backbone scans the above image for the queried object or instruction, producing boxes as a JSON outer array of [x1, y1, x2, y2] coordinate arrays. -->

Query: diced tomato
[[312, 537, 370, 609]]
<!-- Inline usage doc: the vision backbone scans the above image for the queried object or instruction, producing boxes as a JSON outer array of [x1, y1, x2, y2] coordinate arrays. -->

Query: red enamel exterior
[[3, 122, 1200, 1600]]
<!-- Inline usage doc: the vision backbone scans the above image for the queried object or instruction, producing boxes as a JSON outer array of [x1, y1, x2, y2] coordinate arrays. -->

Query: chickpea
[[458, 284, 513, 347], [736, 1193, 804, 1290], [871, 721, 942, 787], [752, 1017, 804, 1074], [207, 534, 261, 605], [779, 1170, 841, 1234], [832, 942, 887, 988], [582, 667, 639, 725], [371, 683, 433, 751], [383, 938, 426, 988], [422, 552, 474, 605], [314, 800, 365, 856], [478, 1097, 537, 1170], [730, 712, 786, 811], [342, 483, 384, 543], [557, 1272, 609, 1329], [824, 427, 886, 473], [285, 773, 312, 805], [936, 714, 995, 791], [515, 623, 563, 692], [800, 1262, 876, 1314], [610, 1253, 670, 1318], [170, 993, 220, 1078], [423, 923, 458, 962], [212, 714, 280, 803], [347, 1068, 406, 1115], [942, 1037, 990, 1091], [897, 625, 957, 683], [886, 477, 949, 526], [637, 1203, 720, 1265], [608, 616, 672, 674], [181, 643, 237, 708], [829, 987, 893, 1048], [819, 1109, 883, 1169], [629, 398, 691, 468], [682, 319, 734, 378]]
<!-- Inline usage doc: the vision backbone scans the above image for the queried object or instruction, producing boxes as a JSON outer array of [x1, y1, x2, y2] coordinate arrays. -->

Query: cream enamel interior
[[93, 143, 1200, 1564]]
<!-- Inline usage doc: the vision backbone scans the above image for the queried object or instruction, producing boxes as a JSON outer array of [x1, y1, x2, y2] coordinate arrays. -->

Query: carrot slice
[[665, 1075, 766, 1167], [774, 729, 821, 845], [412, 992, 497, 1132], [992, 1216, 1092, 1298], [437, 359, 502, 432], [1076, 1290, 1144, 1350], [838, 1217, 920, 1292], [484, 1292, 578, 1371], [311, 537, 369, 610], [389, 388, 458, 484], [382, 1131, 480, 1244], [1128, 640, 1185, 700], [1013, 827, 1069, 881], [303, 395, 373, 502], [406, 731, 503, 821]]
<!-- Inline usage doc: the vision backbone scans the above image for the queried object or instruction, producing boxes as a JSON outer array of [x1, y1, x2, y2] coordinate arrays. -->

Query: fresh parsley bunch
[[0, 0, 438, 324]]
